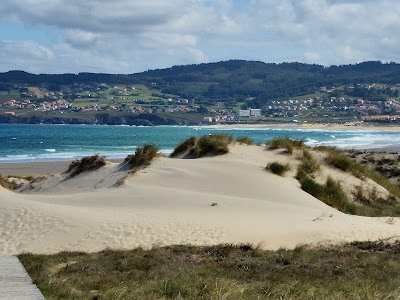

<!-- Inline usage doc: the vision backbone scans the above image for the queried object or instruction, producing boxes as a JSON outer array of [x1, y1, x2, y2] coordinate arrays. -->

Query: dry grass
[[301, 149, 320, 174], [267, 136, 305, 154], [0, 175, 14, 190], [170, 136, 196, 157], [125, 144, 159, 169], [235, 136, 253, 145], [19, 241, 400, 300], [66, 155, 106, 177], [171, 134, 231, 158]]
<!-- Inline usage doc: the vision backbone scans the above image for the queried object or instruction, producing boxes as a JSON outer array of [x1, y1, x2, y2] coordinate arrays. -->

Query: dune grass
[[170, 136, 196, 157], [66, 155, 106, 177], [266, 162, 291, 176], [171, 134, 231, 158], [0, 175, 15, 190], [316, 146, 400, 199], [19, 241, 400, 300], [267, 136, 305, 154], [235, 136, 253, 145], [297, 170, 357, 215], [301, 149, 320, 174], [125, 144, 159, 168]]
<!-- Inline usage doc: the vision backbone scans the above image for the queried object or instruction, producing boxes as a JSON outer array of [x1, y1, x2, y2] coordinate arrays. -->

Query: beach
[[218, 122, 400, 131], [2, 143, 400, 255]]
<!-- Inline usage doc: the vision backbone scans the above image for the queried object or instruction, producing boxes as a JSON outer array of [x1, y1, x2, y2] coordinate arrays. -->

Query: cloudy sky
[[0, 0, 398, 74]]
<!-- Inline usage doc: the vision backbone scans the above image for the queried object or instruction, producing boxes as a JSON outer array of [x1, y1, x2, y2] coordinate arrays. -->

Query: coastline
[[215, 123, 400, 131]]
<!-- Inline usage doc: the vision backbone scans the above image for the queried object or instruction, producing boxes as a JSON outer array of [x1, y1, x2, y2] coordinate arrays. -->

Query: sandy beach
[[1, 144, 400, 255], [217, 122, 400, 131]]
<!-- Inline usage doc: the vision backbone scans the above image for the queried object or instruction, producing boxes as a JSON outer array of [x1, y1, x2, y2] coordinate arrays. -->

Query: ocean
[[1, 123, 400, 163]]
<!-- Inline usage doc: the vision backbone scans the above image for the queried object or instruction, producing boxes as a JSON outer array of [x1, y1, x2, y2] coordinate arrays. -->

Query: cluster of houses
[[2, 99, 72, 112], [264, 95, 400, 119]]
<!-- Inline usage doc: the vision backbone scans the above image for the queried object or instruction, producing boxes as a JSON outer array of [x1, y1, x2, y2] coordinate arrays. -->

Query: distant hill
[[2, 60, 400, 108]]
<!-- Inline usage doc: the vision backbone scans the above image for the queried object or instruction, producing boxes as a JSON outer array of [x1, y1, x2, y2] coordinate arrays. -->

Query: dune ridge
[[1, 144, 400, 255]]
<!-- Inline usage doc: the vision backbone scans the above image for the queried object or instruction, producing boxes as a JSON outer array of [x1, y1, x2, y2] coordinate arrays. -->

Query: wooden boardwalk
[[0, 255, 45, 300]]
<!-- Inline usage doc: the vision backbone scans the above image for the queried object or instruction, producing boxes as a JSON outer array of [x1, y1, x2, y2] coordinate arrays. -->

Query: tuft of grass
[[301, 149, 320, 174], [125, 144, 159, 168], [267, 136, 305, 155], [235, 136, 253, 145], [19, 242, 400, 300], [0, 175, 14, 190], [170, 136, 196, 157], [266, 162, 291, 176], [192, 135, 230, 158], [66, 155, 106, 177], [171, 134, 231, 159]]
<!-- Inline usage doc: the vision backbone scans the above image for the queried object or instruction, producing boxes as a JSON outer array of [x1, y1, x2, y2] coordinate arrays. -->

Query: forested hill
[[2, 60, 400, 108]]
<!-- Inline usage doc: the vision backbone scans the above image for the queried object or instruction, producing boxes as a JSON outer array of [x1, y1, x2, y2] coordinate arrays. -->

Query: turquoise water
[[1, 124, 400, 162]]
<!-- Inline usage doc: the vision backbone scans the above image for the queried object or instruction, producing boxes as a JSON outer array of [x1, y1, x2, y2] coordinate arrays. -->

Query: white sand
[[1, 144, 400, 255]]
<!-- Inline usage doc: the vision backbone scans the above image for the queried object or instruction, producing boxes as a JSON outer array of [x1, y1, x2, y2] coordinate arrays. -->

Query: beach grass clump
[[235, 136, 253, 145], [0, 175, 15, 190], [267, 136, 305, 154], [266, 161, 291, 176], [170, 136, 196, 157], [299, 173, 356, 214], [192, 134, 230, 157], [301, 149, 320, 174], [19, 242, 400, 300], [171, 134, 231, 158], [66, 155, 106, 177], [317, 146, 400, 199], [125, 144, 159, 168]]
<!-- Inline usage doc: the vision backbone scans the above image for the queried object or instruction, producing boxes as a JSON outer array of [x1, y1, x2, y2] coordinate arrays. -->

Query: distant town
[[1, 81, 400, 125]]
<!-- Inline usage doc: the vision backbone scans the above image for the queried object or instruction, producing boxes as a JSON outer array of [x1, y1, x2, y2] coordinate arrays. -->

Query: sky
[[0, 0, 399, 74]]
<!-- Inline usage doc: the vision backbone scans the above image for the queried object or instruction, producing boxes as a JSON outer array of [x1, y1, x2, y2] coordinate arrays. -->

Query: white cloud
[[1, 0, 400, 73]]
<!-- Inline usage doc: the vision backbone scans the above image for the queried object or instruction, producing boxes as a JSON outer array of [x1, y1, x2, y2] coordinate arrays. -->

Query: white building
[[236, 110, 251, 117], [250, 109, 261, 117]]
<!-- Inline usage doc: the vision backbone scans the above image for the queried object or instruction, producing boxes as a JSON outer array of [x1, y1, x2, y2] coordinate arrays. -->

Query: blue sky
[[0, 0, 399, 74]]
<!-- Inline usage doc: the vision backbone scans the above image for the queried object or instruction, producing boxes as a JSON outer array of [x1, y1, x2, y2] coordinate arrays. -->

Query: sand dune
[[1, 144, 400, 255]]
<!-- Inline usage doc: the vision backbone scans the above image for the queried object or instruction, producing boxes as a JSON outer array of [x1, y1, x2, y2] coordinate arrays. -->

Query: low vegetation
[[300, 149, 320, 174], [297, 170, 357, 215], [266, 162, 291, 176], [170, 136, 196, 157], [66, 155, 106, 177], [125, 144, 159, 169], [0, 175, 15, 190], [19, 241, 400, 300], [317, 146, 400, 199], [235, 136, 253, 145], [171, 134, 231, 158], [267, 136, 305, 154]]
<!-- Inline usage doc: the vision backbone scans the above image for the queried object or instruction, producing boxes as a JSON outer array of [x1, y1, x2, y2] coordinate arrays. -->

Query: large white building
[[236, 108, 262, 118]]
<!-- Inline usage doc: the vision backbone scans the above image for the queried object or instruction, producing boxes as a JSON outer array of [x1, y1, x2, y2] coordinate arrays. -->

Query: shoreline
[[215, 123, 400, 131]]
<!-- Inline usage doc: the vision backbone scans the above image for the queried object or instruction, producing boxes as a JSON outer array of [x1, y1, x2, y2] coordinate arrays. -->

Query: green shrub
[[67, 155, 106, 177], [125, 144, 159, 168], [170, 136, 196, 157], [236, 136, 253, 145], [266, 162, 291, 176]]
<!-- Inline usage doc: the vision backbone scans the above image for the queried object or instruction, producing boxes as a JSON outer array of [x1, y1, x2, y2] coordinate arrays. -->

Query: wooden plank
[[0, 255, 45, 300]]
